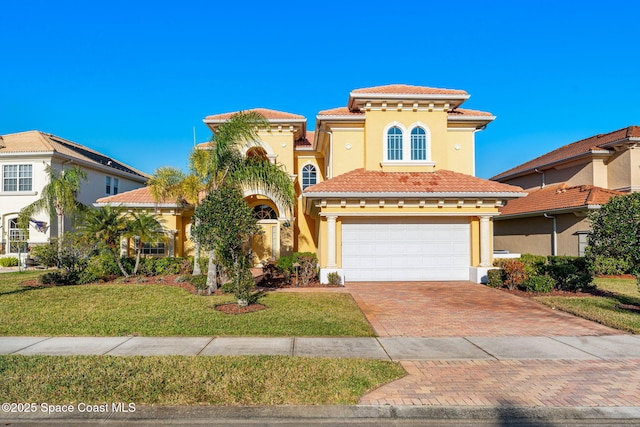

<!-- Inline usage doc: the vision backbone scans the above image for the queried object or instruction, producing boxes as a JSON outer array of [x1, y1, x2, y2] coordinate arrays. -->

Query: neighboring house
[[491, 126, 639, 256], [100, 84, 526, 282], [95, 187, 193, 258], [0, 131, 148, 256]]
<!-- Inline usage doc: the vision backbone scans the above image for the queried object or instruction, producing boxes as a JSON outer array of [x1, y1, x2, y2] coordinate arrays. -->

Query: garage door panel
[[342, 218, 470, 282]]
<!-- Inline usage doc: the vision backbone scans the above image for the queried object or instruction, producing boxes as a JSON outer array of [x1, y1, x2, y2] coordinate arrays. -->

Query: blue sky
[[2, 0, 639, 179]]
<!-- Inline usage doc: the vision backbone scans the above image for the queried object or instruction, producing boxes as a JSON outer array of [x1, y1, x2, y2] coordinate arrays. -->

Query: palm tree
[[19, 164, 87, 261], [150, 111, 295, 289], [79, 205, 130, 277], [126, 211, 165, 275]]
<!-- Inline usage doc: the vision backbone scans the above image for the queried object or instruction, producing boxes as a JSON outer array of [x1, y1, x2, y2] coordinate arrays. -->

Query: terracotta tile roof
[[317, 106, 365, 116], [499, 183, 624, 216], [448, 108, 494, 117], [96, 186, 188, 206], [295, 132, 315, 148], [0, 131, 148, 178], [351, 84, 468, 96], [204, 108, 305, 122], [492, 126, 640, 181], [304, 169, 524, 195]]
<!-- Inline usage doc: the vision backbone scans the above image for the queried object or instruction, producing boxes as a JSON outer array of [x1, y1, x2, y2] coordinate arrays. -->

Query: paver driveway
[[346, 281, 620, 337]]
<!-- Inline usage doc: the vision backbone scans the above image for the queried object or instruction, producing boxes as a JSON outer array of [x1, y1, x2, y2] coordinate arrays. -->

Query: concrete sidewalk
[[1, 334, 639, 360]]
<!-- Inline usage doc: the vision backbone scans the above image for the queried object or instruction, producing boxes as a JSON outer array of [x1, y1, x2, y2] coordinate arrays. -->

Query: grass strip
[[0, 272, 374, 337], [535, 278, 640, 334], [0, 355, 405, 405]]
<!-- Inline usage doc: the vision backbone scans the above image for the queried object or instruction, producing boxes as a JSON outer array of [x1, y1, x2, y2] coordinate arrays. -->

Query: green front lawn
[[535, 277, 640, 333], [0, 272, 374, 337], [0, 355, 405, 405]]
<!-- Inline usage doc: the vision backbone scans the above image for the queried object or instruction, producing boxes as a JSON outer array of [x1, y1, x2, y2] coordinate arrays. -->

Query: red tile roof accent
[[204, 108, 305, 121], [96, 186, 179, 205], [448, 108, 494, 117], [317, 107, 365, 116], [295, 132, 315, 148], [492, 126, 640, 181], [499, 183, 625, 216], [304, 169, 524, 194], [351, 84, 468, 96]]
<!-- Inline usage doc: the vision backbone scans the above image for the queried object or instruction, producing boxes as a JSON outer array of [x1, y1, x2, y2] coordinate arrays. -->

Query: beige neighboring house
[[491, 126, 639, 256], [0, 131, 148, 257]]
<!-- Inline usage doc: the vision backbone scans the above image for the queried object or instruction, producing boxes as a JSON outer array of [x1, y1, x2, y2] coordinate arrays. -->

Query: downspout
[[534, 168, 545, 188], [317, 128, 333, 179], [544, 213, 557, 255]]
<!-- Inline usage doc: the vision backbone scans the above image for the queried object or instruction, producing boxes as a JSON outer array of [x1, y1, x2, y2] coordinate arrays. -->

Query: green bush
[[523, 275, 555, 293], [0, 257, 19, 267], [326, 271, 342, 286], [588, 256, 632, 276], [544, 256, 592, 291], [30, 241, 59, 267], [39, 271, 75, 286], [487, 269, 504, 288], [519, 254, 547, 277], [188, 275, 208, 291]]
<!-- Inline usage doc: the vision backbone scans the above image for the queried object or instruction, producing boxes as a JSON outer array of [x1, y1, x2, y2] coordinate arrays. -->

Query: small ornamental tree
[[191, 184, 259, 304], [587, 192, 640, 289]]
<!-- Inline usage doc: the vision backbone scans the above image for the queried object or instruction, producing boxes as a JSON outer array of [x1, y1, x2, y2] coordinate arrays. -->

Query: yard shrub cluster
[[491, 254, 592, 293], [0, 257, 19, 267], [587, 255, 632, 276], [276, 252, 318, 286]]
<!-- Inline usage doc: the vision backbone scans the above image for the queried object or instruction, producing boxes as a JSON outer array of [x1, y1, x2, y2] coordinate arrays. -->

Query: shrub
[[326, 271, 342, 286], [588, 256, 632, 276], [188, 275, 208, 291], [30, 241, 59, 267], [503, 260, 526, 290], [294, 252, 318, 286], [519, 254, 547, 277], [544, 256, 592, 291], [39, 271, 74, 286], [0, 257, 19, 267], [523, 275, 555, 293], [486, 269, 504, 288], [276, 255, 294, 284]]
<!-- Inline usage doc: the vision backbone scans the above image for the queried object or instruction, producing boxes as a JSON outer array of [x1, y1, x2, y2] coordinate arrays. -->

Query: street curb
[[2, 405, 640, 424]]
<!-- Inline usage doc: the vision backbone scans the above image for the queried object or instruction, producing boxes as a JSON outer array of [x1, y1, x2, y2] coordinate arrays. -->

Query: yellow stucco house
[[100, 84, 526, 283]]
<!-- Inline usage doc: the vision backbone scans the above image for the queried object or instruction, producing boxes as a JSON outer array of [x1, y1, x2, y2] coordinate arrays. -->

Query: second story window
[[113, 178, 119, 195], [387, 127, 403, 160], [3, 164, 32, 192], [410, 127, 427, 160], [302, 164, 317, 190], [105, 176, 111, 194]]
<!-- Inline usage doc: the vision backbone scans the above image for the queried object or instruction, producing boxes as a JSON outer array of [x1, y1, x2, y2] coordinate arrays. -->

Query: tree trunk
[[133, 247, 141, 276], [192, 217, 202, 275], [56, 211, 64, 267], [206, 250, 217, 293], [113, 248, 130, 278]]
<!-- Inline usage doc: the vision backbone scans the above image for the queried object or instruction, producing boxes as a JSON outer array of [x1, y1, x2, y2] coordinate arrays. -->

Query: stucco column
[[479, 215, 491, 267], [326, 215, 338, 268], [166, 230, 177, 257]]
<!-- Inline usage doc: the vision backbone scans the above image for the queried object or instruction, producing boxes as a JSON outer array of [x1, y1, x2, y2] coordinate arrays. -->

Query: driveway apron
[[345, 281, 620, 337]]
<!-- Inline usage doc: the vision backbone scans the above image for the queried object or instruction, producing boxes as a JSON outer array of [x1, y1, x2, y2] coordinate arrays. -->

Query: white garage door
[[341, 217, 470, 281]]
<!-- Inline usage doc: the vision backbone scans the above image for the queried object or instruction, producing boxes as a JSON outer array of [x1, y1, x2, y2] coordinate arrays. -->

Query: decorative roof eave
[[348, 92, 470, 111], [315, 114, 365, 122], [93, 201, 191, 209], [493, 149, 613, 182], [203, 117, 306, 125], [304, 191, 527, 199], [495, 204, 601, 220], [0, 150, 55, 158]]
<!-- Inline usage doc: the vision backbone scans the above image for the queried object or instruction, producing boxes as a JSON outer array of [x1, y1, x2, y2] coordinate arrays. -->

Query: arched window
[[253, 205, 277, 220], [387, 126, 403, 160], [410, 127, 427, 160], [301, 164, 317, 190]]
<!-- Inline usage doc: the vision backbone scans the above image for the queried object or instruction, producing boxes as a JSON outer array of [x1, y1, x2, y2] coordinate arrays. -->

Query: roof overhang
[[304, 191, 527, 199], [348, 92, 470, 111], [496, 204, 601, 220]]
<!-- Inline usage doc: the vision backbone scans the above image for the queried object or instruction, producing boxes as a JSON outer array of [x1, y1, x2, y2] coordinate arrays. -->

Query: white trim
[[381, 161, 436, 167], [305, 191, 527, 198], [318, 212, 501, 217]]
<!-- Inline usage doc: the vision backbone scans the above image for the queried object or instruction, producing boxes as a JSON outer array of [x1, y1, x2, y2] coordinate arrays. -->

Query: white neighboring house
[[0, 131, 148, 257]]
